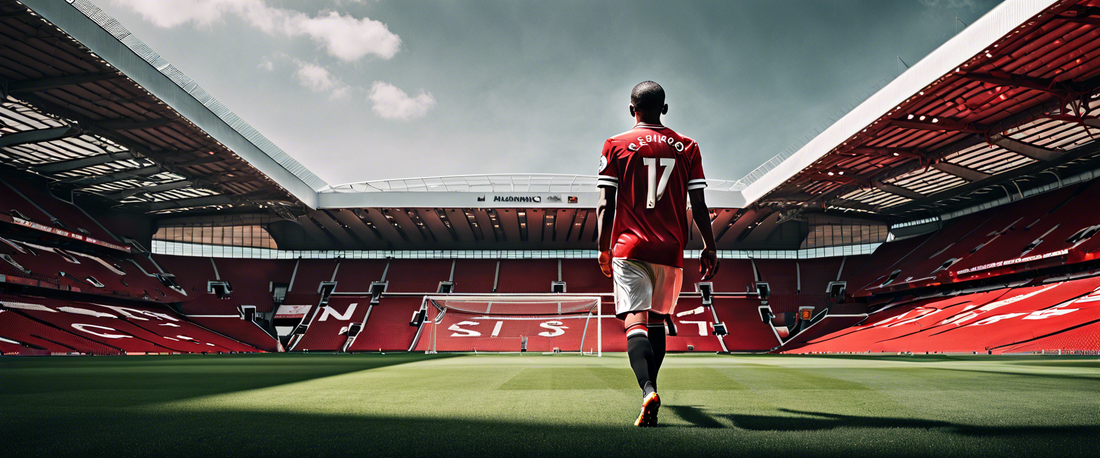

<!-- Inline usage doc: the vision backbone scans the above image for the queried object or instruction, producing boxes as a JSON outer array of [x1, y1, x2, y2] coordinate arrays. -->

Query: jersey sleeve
[[687, 143, 707, 191], [596, 139, 620, 189]]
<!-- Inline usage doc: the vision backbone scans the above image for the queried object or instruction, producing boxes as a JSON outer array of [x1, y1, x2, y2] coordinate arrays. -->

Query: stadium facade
[[2, 0, 1100, 355]]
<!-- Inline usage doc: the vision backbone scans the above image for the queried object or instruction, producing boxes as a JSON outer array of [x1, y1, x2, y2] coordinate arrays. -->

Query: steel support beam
[[0, 125, 81, 148], [830, 199, 880, 212], [932, 162, 992, 182], [168, 155, 225, 167], [31, 152, 137, 173], [891, 118, 985, 133], [100, 180, 195, 200], [8, 72, 122, 93], [116, 195, 234, 212], [989, 134, 1063, 162], [95, 118, 174, 131], [64, 165, 162, 186], [962, 71, 1067, 97], [874, 182, 926, 200]]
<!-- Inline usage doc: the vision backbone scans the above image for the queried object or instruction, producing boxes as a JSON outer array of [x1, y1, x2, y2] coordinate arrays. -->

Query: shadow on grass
[[0, 353, 456, 407], [729, 408, 1100, 437], [3, 408, 1099, 458], [664, 405, 725, 428], [928, 367, 1100, 384]]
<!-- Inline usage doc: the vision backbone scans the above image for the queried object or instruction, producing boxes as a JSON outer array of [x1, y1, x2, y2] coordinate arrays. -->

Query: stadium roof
[[1, 0, 324, 216], [741, 0, 1100, 221]]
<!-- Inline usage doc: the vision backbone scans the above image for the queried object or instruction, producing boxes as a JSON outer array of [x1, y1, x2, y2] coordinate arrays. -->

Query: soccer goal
[[414, 295, 603, 356]]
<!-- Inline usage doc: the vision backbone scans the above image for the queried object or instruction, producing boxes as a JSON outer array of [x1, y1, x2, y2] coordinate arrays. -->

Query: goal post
[[414, 295, 602, 356]]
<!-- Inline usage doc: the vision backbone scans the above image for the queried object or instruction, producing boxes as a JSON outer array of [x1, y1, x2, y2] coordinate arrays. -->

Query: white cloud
[[107, 0, 246, 28], [258, 59, 274, 71], [368, 81, 436, 120], [293, 61, 350, 99], [293, 11, 402, 61], [109, 0, 401, 61]]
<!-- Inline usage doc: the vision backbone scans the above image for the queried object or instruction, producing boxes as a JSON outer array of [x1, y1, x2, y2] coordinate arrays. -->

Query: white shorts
[[612, 258, 683, 317]]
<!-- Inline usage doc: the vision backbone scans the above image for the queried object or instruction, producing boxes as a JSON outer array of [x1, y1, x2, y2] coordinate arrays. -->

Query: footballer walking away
[[596, 81, 719, 427]]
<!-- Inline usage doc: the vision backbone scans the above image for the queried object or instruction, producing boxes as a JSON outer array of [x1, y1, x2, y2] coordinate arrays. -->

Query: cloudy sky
[[98, 0, 1001, 187]]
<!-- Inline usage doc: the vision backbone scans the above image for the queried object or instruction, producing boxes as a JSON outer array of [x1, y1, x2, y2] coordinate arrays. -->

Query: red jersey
[[597, 123, 707, 268]]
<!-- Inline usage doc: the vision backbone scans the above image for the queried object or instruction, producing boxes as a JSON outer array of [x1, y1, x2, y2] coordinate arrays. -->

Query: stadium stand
[[692, 258, 756, 293], [186, 316, 279, 352], [711, 297, 782, 352], [0, 294, 261, 354], [0, 306, 122, 355], [210, 258, 294, 312], [451, 259, 500, 293], [332, 259, 388, 292], [154, 255, 217, 295], [785, 274, 1100, 354], [349, 297, 425, 352], [560, 259, 613, 293], [289, 259, 338, 294], [385, 259, 452, 292], [0, 175, 118, 243], [664, 298, 724, 352], [293, 297, 369, 351], [496, 259, 557, 293]]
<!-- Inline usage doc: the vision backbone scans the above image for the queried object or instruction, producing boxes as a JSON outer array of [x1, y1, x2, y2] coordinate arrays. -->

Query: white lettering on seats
[[1023, 308, 1078, 320], [319, 303, 357, 321], [101, 305, 179, 322], [972, 313, 1028, 326], [449, 321, 481, 337], [71, 323, 131, 339], [538, 321, 568, 337]]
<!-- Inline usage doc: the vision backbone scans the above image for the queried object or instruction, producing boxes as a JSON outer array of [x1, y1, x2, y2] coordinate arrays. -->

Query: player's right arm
[[596, 140, 621, 277], [597, 186, 616, 277]]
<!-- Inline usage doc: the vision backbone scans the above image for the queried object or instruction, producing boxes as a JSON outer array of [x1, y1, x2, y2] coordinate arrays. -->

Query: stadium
[[2, 0, 1099, 456]]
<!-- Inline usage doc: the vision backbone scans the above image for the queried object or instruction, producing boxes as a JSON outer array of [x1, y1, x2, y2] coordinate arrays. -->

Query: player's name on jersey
[[628, 134, 686, 152]]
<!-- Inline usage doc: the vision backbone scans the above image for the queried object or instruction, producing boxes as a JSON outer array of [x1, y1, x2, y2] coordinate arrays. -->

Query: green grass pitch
[[2, 353, 1099, 457]]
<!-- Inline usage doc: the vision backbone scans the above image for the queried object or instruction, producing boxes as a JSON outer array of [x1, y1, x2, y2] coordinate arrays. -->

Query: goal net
[[413, 296, 602, 356]]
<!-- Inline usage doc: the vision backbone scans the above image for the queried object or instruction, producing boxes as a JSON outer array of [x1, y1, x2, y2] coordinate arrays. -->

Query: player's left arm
[[689, 189, 718, 281], [687, 143, 718, 281]]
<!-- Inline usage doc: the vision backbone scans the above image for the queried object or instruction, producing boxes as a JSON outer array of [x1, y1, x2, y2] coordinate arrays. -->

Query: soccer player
[[596, 81, 719, 427]]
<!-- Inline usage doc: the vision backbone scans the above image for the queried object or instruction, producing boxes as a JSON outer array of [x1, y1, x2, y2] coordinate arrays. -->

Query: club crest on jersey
[[599, 155, 608, 173]]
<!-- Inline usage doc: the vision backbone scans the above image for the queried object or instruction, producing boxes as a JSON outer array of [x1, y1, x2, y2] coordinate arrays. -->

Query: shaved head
[[630, 81, 665, 112]]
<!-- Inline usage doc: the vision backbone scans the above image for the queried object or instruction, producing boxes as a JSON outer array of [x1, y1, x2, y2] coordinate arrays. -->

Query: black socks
[[647, 322, 667, 388], [626, 333, 655, 394]]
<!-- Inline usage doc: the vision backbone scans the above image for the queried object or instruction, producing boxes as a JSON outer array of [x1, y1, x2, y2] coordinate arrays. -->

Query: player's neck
[[634, 114, 663, 126]]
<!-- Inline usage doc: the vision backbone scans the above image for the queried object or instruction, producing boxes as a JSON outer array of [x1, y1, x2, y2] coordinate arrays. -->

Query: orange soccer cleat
[[633, 391, 661, 427]]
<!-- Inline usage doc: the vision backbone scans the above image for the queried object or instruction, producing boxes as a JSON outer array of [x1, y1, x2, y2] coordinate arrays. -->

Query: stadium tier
[[782, 274, 1100, 354], [0, 294, 260, 355]]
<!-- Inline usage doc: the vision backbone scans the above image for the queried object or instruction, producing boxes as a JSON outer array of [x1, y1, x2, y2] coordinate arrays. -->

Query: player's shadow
[[728, 408, 1100, 436], [729, 408, 948, 431], [663, 405, 725, 428]]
